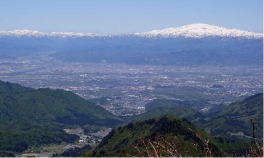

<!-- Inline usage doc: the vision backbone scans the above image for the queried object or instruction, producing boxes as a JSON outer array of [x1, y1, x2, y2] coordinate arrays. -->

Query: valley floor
[[18, 127, 111, 157]]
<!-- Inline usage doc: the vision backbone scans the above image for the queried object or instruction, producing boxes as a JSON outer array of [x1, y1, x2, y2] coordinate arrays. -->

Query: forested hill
[[0, 80, 122, 129], [197, 93, 263, 139], [83, 98, 263, 157], [84, 115, 223, 157], [129, 99, 202, 122], [0, 80, 122, 155], [127, 93, 263, 140]]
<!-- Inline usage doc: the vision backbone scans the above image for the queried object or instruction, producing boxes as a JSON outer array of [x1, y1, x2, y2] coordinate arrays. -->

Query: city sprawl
[[0, 56, 262, 116]]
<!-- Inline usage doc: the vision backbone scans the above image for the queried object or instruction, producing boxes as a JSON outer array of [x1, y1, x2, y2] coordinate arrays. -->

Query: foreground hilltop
[[83, 93, 263, 157], [84, 115, 223, 157], [127, 93, 263, 140], [83, 92, 264, 156]]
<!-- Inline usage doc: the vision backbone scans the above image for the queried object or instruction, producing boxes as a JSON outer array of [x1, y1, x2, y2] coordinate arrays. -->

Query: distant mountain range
[[0, 24, 262, 38], [0, 24, 262, 66]]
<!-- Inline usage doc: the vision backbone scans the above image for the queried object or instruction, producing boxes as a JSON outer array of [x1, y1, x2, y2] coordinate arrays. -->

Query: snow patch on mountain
[[0, 29, 99, 37], [136, 23, 263, 38], [0, 24, 262, 38]]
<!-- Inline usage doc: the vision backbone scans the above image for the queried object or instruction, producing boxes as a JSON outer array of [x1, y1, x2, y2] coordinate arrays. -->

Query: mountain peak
[[0, 24, 262, 38], [136, 23, 263, 38]]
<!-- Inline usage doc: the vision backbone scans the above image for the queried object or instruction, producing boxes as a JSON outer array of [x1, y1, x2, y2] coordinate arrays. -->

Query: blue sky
[[0, 0, 262, 34]]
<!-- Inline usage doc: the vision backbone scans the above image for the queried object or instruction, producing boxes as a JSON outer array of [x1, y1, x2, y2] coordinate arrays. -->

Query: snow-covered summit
[[0, 24, 262, 38], [136, 23, 263, 38], [0, 29, 99, 37]]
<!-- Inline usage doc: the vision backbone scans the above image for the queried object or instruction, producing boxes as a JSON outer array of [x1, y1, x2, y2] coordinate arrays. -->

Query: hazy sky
[[0, 0, 262, 34]]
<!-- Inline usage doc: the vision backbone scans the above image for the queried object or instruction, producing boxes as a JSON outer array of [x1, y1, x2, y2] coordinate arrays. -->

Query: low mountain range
[[0, 80, 262, 156]]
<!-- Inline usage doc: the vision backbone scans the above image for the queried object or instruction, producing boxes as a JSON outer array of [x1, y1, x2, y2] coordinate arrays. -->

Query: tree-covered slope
[[130, 94, 263, 140], [0, 81, 122, 129], [197, 93, 263, 139], [0, 80, 122, 155], [0, 80, 32, 95], [129, 99, 202, 122], [81, 94, 263, 157], [84, 115, 223, 157]]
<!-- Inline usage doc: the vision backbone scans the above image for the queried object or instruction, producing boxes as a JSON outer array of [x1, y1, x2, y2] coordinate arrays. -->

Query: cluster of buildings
[[0, 58, 262, 116]]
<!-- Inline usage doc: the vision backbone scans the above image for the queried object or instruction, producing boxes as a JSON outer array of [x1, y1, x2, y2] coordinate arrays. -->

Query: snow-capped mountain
[[0, 23, 262, 38], [136, 23, 263, 38], [0, 29, 99, 37], [0, 23, 262, 66]]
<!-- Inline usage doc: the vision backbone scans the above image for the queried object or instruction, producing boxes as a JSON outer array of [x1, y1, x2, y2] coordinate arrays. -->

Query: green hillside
[[0, 80, 262, 156], [129, 99, 202, 122], [0, 80, 122, 155], [84, 115, 223, 157], [0, 80, 32, 94], [80, 94, 262, 157], [130, 94, 263, 140], [197, 93, 263, 139]]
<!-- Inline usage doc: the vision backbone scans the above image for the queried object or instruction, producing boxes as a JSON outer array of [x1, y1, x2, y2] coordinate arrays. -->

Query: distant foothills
[[0, 80, 262, 157], [0, 23, 263, 66]]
